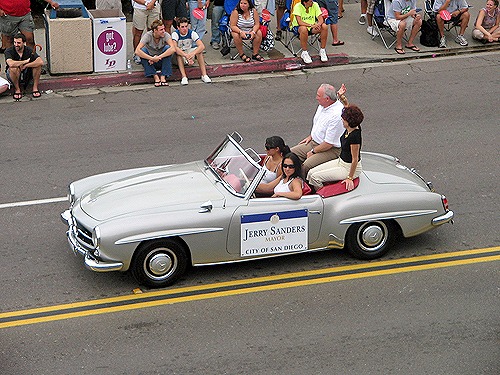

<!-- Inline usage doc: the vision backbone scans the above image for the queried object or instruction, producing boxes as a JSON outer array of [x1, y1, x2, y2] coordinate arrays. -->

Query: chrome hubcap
[[148, 253, 173, 276], [358, 221, 388, 252]]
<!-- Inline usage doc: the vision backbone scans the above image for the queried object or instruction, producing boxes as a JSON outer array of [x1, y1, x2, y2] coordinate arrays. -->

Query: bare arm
[[342, 144, 361, 191], [272, 178, 303, 200]]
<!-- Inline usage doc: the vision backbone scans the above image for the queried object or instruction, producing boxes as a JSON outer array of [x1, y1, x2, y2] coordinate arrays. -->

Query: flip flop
[[31, 90, 41, 98], [160, 81, 169, 86], [240, 54, 251, 62], [13, 92, 22, 101], [154, 81, 161, 87], [405, 44, 420, 52], [332, 41, 345, 46], [394, 47, 405, 54]]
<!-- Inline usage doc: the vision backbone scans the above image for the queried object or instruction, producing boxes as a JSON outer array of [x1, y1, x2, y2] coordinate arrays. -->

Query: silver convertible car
[[61, 132, 453, 288]]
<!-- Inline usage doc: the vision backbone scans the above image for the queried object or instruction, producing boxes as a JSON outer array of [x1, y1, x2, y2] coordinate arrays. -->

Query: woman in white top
[[257, 153, 304, 200], [260, 136, 291, 184]]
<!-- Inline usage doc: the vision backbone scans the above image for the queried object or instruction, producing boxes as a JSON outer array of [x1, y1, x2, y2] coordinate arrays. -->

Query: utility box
[[89, 9, 127, 72], [43, 0, 93, 74]]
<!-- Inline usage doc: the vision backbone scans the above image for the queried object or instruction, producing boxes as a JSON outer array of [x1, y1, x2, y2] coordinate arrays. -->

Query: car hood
[[79, 161, 225, 221]]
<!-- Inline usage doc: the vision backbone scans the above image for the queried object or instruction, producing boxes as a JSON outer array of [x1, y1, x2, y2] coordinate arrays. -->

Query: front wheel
[[346, 221, 395, 260], [131, 239, 188, 288]]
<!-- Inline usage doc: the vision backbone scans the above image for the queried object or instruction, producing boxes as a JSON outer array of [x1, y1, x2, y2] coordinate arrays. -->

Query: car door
[[226, 195, 324, 257]]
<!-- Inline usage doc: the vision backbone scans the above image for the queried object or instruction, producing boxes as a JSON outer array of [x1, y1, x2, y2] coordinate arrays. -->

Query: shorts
[[178, 47, 198, 64], [0, 13, 34, 36], [387, 16, 414, 32], [292, 26, 314, 35], [0, 76, 10, 89], [132, 5, 161, 31], [366, 0, 376, 15], [6, 67, 33, 86], [162, 0, 188, 21], [276, 0, 286, 8], [316, 0, 339, 24], [472, 28, 484, 39]]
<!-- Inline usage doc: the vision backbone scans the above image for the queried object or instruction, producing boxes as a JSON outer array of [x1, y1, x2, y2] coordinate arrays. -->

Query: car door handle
[[199, 200, 213, 213], [309, 210, 321, 215]]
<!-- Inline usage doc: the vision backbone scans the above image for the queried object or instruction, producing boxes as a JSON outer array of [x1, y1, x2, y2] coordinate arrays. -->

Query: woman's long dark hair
[[265, 136, 291, 156]]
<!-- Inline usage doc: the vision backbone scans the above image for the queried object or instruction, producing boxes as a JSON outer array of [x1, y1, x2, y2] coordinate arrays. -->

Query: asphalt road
[[0, 52, 499, 374]]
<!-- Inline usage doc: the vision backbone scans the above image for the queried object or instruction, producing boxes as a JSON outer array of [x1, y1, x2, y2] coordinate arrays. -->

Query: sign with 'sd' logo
[[240, 210, 308, 257]]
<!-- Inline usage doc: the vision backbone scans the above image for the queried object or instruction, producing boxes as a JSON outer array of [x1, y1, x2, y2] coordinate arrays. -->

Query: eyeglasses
[[265, 145, 275, 150], [282, 164, 295, 169]]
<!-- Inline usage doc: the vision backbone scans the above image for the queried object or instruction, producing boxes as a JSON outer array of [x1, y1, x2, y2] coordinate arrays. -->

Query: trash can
[[43, 0, 93, 74], [89, 9, 127, 72]]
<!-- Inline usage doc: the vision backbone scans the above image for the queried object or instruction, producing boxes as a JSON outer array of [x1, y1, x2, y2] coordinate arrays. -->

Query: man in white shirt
[[433, 0, 470, 47], [291, 83, 348, 179]]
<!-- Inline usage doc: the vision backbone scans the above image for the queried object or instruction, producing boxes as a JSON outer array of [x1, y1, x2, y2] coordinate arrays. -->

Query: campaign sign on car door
[[240, 210, 308, 257]]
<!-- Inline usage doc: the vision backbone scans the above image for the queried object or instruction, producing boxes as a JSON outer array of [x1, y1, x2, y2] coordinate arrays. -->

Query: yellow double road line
[[1, 247, 499, 329]]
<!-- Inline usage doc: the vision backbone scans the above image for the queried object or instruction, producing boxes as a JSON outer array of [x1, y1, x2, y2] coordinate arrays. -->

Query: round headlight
[[92, 226, 101, 249]]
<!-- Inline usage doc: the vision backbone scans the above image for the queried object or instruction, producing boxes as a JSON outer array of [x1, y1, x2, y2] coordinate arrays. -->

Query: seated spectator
[[387, 0, 423, 54], [433, 0, 471, 47], [291, 0, 329, 64], [317, 0, 345, 46], [307, 105, 364, 191], [257, 153, 304, 200], [472, 0, 500, 42], [172, 17, 212, 85], [230, 0, 265, 62], [135, 19, 176, 87], [4, 33, 43, 101]]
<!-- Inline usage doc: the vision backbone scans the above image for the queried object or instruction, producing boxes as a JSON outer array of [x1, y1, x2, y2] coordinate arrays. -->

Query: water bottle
[[126, 59, 132, 73]]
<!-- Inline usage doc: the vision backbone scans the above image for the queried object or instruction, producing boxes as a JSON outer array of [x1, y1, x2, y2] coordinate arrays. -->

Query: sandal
[[154, 81, 161, 87], [160, 81, 169, 86], [13, 92, 22, 101], [405, 44, 420, 52], [332, 40, 345, 46], [252, 54, 264, 62], [239, 53, 251, 63], [394, 47, 405, 54], [31, 90, 41, 98]]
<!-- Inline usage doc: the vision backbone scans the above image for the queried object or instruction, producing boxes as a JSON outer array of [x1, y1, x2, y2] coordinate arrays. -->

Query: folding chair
[[424, 0, 472, 37], [371, 0, 398, 49], [278, 0, 320, 56]]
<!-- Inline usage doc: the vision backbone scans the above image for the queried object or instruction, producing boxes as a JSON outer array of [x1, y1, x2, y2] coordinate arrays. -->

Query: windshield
[[206, 136, 261, 196]]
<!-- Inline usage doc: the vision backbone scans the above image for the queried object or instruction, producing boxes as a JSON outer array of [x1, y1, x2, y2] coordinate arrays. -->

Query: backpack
[[420, 18, 440, 47]]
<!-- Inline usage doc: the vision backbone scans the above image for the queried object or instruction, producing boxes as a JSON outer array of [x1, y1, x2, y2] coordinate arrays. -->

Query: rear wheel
[[131, 239, 188, 288], [346, 221, 395, 260]]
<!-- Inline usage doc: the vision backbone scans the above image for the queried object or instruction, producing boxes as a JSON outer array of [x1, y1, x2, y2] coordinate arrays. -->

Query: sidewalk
[[1, 0, 498, 92]]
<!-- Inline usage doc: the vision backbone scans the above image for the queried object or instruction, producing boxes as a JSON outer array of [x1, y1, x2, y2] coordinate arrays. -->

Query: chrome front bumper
[[432, 210, 454, 226], [61, 210, 123, 272]]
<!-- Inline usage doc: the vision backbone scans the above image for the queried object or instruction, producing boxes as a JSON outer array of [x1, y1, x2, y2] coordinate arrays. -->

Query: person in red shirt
[[0, 0, 59, 51]]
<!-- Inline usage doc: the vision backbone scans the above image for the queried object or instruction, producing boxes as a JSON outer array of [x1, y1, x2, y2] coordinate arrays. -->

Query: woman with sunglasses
[[256, 153, 304, 200], [261, 136, 291, 184], [307, 105, 364, 191]]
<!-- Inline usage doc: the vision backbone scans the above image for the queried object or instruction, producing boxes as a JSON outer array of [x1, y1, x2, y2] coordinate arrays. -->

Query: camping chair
[[278, 0, 321, 56], [371, 0, 398, 49], [424, 0, 472, 36]]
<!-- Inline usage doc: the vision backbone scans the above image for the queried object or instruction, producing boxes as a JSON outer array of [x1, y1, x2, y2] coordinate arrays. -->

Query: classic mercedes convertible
[[61, 132, 453, 287]]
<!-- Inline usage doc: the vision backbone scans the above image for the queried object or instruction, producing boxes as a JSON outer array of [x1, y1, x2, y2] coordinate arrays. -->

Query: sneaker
[[455, 34, 468, 46], [366, 26, 379, 37], [301, 50, 312, 64], [439, 36, 447, 48], [181, 77, 189, 85], [211, 42, 220, 50], [201, 75, 212, 83], [358, 14, 367, 25], [275, 30, 282, 41], [319, 48, 328, 62], [133, 54, 141, 64]]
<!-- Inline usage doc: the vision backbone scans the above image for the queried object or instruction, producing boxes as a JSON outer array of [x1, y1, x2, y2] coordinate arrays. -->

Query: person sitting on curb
[[230, 0, 265, 62], [291, 0, 329, 64], [0, 72, 10, 95], [386, 0, 422, 54], [472, 0, 500, 43], [433, 0, 471, 47], [172, 17, 211, 85], [135, 19, 176, 87], [4, 33, 43, 100]]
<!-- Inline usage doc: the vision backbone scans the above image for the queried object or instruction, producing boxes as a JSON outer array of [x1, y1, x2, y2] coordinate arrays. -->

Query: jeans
[[210, 5, 225, 44], [140, 46, 173, 78], [189, 0, 208, 43]]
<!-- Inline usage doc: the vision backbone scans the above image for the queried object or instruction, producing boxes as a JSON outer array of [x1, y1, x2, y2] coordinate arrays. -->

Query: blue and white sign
[[240, 210, 308, 257]]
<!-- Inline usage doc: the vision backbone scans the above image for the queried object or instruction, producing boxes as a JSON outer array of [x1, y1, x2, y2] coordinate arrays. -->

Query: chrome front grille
[[74, 220, 95, 250]]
